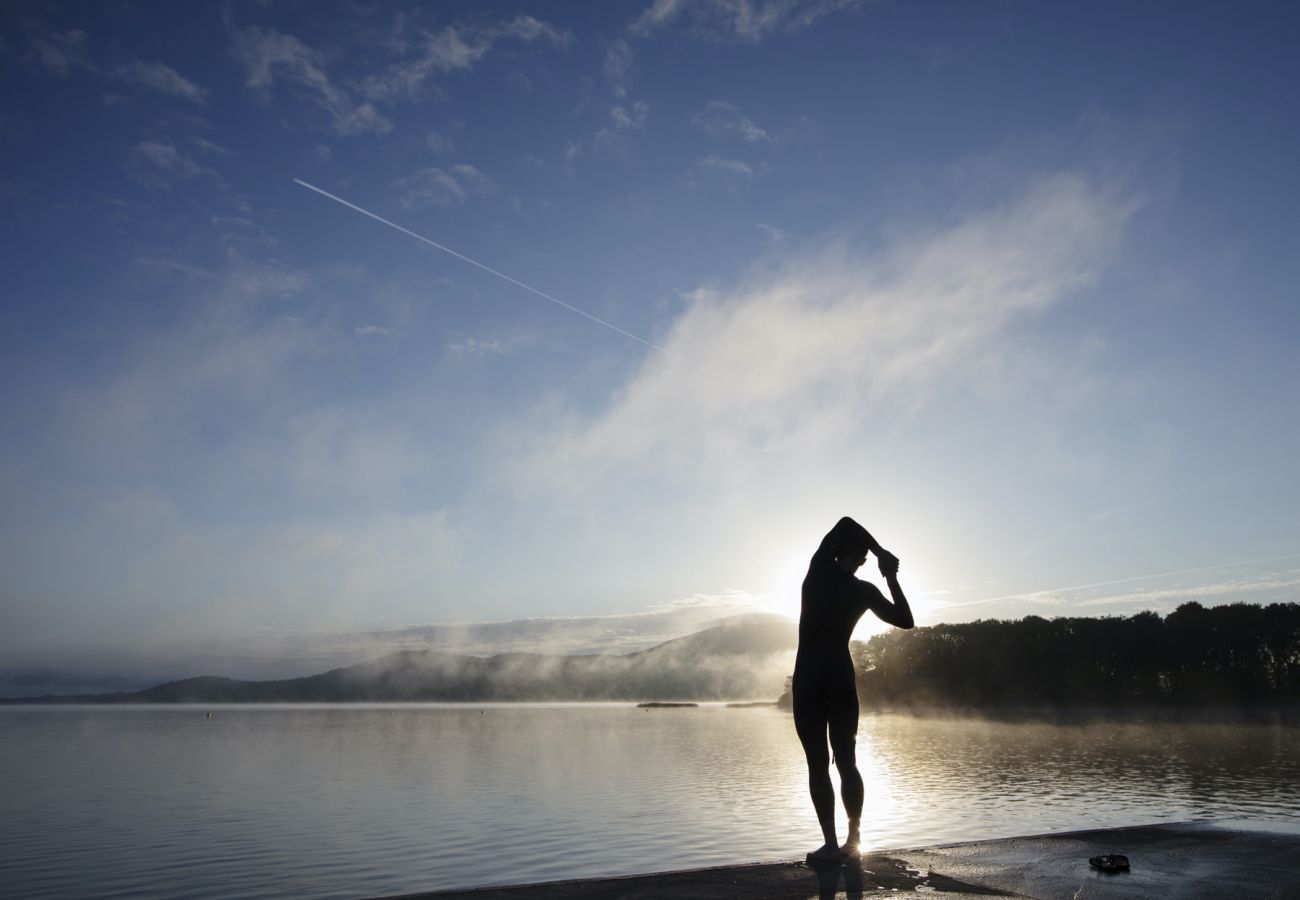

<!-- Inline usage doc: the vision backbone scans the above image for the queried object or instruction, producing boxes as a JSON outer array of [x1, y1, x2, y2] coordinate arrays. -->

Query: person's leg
[[793, 689, 838, 856], [828, 687, 863, 853]]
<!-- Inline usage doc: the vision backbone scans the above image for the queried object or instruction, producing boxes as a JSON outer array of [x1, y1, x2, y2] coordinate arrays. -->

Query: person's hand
[[877, 549, 900, 579]]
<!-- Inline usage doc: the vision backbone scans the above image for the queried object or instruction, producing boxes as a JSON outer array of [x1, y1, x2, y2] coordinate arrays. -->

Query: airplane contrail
[[943, 550, 1300, 609], [293, 178, 672, 356]]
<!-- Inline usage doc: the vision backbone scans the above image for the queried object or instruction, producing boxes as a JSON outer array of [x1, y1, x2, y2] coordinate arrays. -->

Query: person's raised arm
[[872, 553, 914, 629], [815, 516, 887, 560]]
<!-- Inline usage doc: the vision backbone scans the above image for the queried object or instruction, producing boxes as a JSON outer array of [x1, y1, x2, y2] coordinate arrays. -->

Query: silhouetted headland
[[777, 602, 1300, 719]]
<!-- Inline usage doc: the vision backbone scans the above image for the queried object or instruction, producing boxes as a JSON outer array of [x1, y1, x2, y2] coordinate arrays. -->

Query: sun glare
[[763, 547, 940, 633], [762, 551, 811, 621]]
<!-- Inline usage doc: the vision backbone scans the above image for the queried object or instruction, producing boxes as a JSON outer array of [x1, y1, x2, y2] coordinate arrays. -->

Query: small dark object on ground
[[1089, 853, 1130, 873]]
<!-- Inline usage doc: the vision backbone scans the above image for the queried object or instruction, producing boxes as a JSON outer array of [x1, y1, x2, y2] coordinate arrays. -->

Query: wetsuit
[[792, 517, 889, 822]]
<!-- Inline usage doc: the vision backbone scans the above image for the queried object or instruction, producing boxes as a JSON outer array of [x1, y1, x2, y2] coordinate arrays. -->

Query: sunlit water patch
[[1, 705, 1298, 898]]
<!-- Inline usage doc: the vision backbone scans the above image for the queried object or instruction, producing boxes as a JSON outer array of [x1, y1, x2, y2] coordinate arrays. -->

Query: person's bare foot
[[806, 842, 844, 865], [841, 821, 861, 858]]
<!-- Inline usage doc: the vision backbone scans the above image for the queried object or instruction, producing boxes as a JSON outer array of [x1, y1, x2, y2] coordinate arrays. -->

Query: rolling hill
[[3, 615, 798, 703]]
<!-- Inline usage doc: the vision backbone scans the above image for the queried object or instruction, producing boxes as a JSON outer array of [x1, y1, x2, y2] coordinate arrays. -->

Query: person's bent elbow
[[879, 607, 913, 629]]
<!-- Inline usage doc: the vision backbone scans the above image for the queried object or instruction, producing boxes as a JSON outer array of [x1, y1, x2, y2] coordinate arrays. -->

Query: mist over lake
[[6, 1, 1300, 897], [3, 705, 1298, 899]]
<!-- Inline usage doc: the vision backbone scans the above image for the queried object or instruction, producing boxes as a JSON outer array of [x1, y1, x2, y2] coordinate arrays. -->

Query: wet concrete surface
[[379, 855, 1007, 899], [381, 821, 1300, 899], [893, 820, 1300, 899]]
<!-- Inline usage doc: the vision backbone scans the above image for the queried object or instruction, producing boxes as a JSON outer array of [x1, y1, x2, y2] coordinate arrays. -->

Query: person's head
[[835, 539, 869, 574]]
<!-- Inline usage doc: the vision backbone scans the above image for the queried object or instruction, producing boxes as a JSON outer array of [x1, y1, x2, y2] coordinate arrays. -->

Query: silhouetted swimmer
[[794, 516, 914, 864]]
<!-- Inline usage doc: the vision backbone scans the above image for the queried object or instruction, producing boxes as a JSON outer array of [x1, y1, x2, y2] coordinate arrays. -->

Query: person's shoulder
[[854, 577, 887, 604]]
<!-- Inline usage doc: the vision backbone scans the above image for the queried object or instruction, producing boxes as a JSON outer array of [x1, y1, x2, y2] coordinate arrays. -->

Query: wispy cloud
[[936, 553, 1300, 622], [362, 15, 572, 103], [603, 38, 636, 96], [131, 256, 215, 280], [445, 334, 541, 356], [230, 13, 569, 136], [498, 15, 573, 48], [190, 136, 227, 156], [425, 130, 455, 154], [394, 164, 493, 209], [649, 588, 772, 613], [609, 102, 649, 130], [691, 154, 756, 185], [26, 27, 208, 104], [694, 100, 769, 142], [447, 336, 505, 355], [231, 26, 393, 136], [28, 29, 88, 74], [595, 100, 649, 152], [1074, 575, 1300, 609], [130, 140, 207, 189], [501, 171, 1136, 499], [111, 59, 208, 104], [631, 0, 869, 43], [1014, 500, 1149, 561], [931, 572, 1300, 624]]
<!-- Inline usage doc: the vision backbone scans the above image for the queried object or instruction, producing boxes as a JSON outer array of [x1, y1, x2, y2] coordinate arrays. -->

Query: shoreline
[[376, 820, 1300, 899], [4, 699, 1299, 719]]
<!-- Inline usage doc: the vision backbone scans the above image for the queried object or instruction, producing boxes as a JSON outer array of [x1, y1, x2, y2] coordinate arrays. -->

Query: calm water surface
[[2, 705, 1298, 898]]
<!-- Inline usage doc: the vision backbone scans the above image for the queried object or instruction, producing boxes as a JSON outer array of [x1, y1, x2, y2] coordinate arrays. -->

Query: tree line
[[781, 602, 1300, 709]]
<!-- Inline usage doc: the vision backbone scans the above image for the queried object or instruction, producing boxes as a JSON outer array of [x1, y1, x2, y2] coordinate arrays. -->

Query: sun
[[759, 550, 810, 621], [763, 548, 939, 633]]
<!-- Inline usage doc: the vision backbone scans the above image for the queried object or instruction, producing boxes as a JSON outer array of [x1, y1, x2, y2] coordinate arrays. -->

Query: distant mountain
[[0, 605, 767, 697], [2, 615, 798, 704]]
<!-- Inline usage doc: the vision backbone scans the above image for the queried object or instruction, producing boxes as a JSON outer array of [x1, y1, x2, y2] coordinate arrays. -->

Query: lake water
[[2, 705, 1298, 898]]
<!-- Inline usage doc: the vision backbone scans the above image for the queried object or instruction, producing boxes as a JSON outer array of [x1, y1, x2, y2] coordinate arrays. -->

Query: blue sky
[[2, 1, 1299, 671]]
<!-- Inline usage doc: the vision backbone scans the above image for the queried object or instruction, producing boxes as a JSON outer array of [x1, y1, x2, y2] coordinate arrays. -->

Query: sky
[[2, 0, 1299, 678]]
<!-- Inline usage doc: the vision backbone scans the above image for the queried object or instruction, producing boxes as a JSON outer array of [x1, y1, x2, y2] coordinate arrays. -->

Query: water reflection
[[854, 715, 1300, 846], [0, 706, 1297, 899]]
